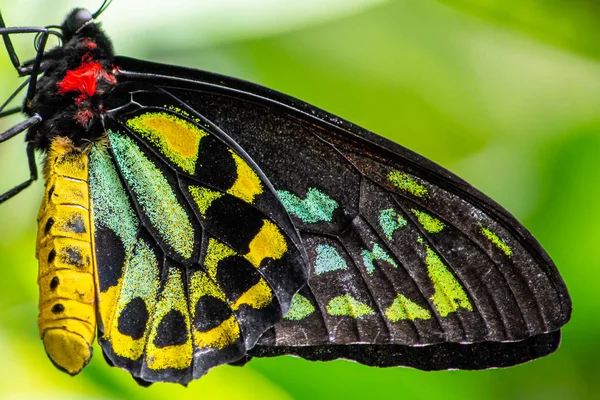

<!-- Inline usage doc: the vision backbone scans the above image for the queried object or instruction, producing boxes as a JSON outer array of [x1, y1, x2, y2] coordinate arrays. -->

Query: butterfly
[[0, 1, 571, 386]]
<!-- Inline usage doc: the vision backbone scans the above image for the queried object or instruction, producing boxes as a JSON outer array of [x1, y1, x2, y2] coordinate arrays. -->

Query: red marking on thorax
[[75, 109, 94, 125], [56, 53, 116, 103], [82, 38, 97, 49]]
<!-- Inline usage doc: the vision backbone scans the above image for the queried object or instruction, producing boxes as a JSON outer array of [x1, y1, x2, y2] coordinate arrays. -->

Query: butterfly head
[[61, 0, 112, 42], [62, 8, 95, 39]]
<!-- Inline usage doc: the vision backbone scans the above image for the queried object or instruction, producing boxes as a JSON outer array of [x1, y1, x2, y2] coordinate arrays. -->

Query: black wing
[[103, 55, 571, 376]]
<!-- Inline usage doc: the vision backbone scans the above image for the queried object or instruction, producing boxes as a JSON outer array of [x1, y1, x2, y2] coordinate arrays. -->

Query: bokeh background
[[0, 0, 597, 398]]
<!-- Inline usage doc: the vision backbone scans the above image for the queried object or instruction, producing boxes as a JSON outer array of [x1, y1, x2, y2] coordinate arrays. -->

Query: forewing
[[111, 56, 571, 371]]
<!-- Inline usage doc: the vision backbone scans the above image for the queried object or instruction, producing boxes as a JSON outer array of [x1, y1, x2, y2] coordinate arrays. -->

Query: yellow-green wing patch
[[126, 112, 207, 175], [425, 245, 472, 317], [327, 295, 375, 318]]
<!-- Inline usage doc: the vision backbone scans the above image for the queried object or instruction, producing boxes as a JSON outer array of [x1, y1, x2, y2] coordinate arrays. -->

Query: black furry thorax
[[26, 16, 116, 151]]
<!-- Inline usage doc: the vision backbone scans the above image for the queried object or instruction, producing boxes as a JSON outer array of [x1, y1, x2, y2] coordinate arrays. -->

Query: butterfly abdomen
[[36, 137, 96, 375]]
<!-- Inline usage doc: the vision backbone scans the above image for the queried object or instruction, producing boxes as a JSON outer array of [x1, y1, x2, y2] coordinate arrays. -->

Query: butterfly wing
[[94, 56, 570, 382], [89, 80, 307, 384]]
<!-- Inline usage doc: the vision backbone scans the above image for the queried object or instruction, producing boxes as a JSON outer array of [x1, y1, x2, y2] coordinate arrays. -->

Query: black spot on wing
[[194, 296, 231, 332], [214, 255, 261, 301], [118, 297, 149, 340], [95, 226, 126, 292], [199, 194, 265, 254], [194, 134, 237, 190], [154, 310, 189, 348]]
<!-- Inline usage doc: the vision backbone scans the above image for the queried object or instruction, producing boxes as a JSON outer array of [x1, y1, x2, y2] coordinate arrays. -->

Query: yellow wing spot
[[385, 294, 431, 321], [193, 315, 240, 350], [388, 171, 428, 198], [106, 239, 160, 361], [146, 267, 193, 371], [425, 245, 473, 316], [99, 281, 121, 341], [204, 238, 237, 279], [227, 151, 263, 204], [189, 270, 227, 312], [188, 186, 223, 217], [244, 220, 288, 268], [232, 278, 272, 310], [126, 112, 207, 175], [480, 226, 512, 257]]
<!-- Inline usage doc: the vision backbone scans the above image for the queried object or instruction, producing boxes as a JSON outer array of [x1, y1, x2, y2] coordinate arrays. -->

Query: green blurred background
[[0, 0, 597, 398]]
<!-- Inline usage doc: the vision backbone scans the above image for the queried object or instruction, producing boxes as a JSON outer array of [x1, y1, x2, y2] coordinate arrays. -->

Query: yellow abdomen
[[36, 137, 96, 375]]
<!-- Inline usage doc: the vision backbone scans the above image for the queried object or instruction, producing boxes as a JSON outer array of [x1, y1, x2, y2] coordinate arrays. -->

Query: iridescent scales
[[424, 245, 472, 316], [284, 293, 315, 321], [89, 145, 142, 351], [385, 294, 431, 321], [314, 244, 348, 275], [480, 225, 512, 257], [105, 238, 160, 361], [361, 242, 398, 275], [277, 187, 338, 223], [126, 112, 206, 175], [327, 295, 375, 318], [146, 266, 193, 370], [89, 145, 139, 251], [379, 208, 407, 240], [108, 130, 194, 259], [388, 171, 428, 197], [411, 209, 445, 233]]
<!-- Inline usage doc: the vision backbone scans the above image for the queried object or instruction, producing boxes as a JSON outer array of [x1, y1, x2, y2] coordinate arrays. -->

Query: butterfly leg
[[0, 78, 30, 118], [0, 15, 60, 110], [0, 9, 60, 74], [0, 28, 49, 106], [0, 117, 40, 204]]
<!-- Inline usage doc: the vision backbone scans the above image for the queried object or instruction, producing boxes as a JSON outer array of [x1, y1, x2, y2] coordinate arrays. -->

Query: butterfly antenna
[[92, 0, 113, 19]]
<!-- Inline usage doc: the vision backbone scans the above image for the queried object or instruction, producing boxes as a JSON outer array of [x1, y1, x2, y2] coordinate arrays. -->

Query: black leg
[[0, 142, 39, 204], [0, 11, 53, 203], [0, 26, 57, 115], [0, 114, 41, 142], [0, 26, 58, 75], [24, 31, 48, 103], [0, 106, 21, 118], [0, 115, 41, 204], [0, 77, 29, 114]]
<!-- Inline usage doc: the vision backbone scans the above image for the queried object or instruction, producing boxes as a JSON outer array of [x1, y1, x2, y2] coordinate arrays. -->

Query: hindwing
[[89, 86, 306, 384]]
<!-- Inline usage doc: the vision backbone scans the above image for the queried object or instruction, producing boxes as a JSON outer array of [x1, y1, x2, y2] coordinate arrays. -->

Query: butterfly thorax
[[26, 14, 115, 151]]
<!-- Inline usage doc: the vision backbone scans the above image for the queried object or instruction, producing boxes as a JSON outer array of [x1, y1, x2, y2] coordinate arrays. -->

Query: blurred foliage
[[0, 0, 598, 399], [437, 0, 600, 60]]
